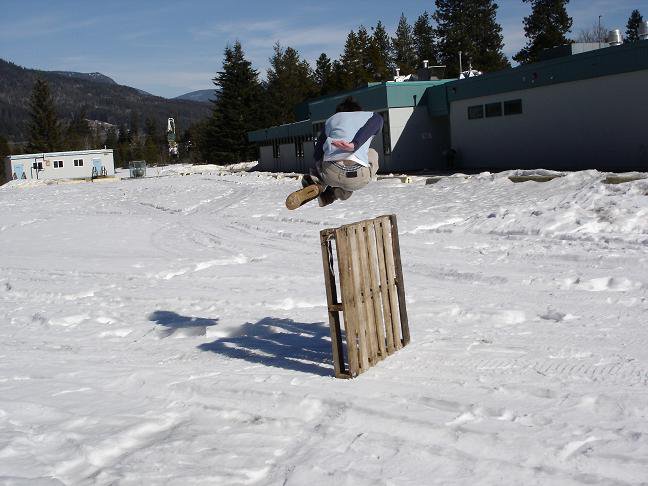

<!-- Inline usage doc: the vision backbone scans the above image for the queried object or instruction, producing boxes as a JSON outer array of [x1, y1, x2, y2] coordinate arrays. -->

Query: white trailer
[[4, 149, 115, 183]]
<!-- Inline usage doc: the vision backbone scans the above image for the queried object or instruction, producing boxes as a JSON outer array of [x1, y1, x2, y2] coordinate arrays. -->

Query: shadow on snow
[[198, 317, 334, 377], [148, 310, 220, 338]]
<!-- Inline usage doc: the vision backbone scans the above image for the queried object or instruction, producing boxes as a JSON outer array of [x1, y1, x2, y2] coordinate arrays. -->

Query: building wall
[[258, 146, 275, 171], [256, 141, 316, 174], [449, 70, 648, 171], [387, 107, 450, 172], [8, 150, 115, 181], [278, 143, 296, 172]]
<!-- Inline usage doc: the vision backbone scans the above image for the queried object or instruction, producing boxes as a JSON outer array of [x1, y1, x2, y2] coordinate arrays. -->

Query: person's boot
[[285, 184, 322, 210], [318, 187, 337, 207]]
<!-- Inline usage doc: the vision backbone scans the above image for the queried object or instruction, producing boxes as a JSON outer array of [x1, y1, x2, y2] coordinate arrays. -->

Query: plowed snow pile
[[1, 170, 647, 485]]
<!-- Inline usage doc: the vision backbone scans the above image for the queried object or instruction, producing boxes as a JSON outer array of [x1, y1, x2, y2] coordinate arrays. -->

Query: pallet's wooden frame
[[320, 214, 410, 378]]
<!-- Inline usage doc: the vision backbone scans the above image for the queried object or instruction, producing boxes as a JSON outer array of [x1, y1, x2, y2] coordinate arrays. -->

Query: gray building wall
[[255, 142, 315, 174], [449, 70, 648, 171], [386, 106, 450, 172], [257, 145, 275, 171], [6, 150, 115, 181]]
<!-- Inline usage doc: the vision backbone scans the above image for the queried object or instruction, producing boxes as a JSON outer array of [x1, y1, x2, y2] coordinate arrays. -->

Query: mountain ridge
[[174, 89, 216, 103], [0, 59, 211, 142]]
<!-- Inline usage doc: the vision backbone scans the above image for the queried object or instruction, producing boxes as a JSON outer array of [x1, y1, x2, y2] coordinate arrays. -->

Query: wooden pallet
[[320, 214, 410, 378]]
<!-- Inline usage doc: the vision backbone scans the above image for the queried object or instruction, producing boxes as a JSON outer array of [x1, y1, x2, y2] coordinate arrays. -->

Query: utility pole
[[598, 15, 602, 48]]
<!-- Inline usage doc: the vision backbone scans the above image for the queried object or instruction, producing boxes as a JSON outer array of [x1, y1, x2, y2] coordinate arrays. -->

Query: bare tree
[[576, 21, 609, 43]]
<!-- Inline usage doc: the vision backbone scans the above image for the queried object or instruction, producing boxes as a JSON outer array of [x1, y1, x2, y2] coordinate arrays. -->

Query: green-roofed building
[[248, 39, 648, 174]]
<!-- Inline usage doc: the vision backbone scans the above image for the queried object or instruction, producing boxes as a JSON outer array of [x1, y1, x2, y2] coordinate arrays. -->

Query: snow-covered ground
[[1, 169, 647, 485]]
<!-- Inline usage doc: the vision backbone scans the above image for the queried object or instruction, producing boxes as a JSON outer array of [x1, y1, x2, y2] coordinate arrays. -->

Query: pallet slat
[[321, 215, 409, 378], [381, 216, 402, 349], [348, 226, 370, 371], [365, 220, 387, 360], [375, 218, 396, 354], [319, 233, 345, 377], [356, 222, 379, 364], [389, 215, 410, 346], [335, 227, 359, 376]]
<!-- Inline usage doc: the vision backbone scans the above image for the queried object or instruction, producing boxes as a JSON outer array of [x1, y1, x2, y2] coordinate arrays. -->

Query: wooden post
[[319, 214, 410, 378]]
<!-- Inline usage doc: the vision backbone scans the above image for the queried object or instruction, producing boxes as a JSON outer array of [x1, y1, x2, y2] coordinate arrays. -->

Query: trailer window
[[468, 105, 484, 120], [504, 99, 523, 116], [485, 102, 502, 118]]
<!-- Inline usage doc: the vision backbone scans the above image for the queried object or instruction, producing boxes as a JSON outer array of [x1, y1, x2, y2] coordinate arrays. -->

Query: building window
[[74, 159, 84, 166], [504, 99, 523, 116], [53, 160, 64, 168], [32, 162, 43, 170], [295, 137, 304, 159], [468, 105, 484, 120], [485, 102, 503, 118]]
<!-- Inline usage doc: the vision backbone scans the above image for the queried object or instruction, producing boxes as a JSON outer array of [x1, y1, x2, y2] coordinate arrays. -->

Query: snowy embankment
[[1, 170, 647, 485]]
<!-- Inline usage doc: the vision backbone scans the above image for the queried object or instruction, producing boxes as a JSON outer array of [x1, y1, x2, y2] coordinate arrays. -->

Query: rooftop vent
[[607, 29, 622, 46], [423, 59, 429, 68], [640, 21, 648, 40]]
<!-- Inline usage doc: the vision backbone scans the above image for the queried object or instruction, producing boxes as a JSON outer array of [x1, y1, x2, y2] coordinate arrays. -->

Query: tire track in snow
[[434, 357, 648, 385]]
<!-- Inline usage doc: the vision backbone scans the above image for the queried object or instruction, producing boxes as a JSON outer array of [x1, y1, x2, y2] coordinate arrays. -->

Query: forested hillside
[[0, 59, 210, 142]]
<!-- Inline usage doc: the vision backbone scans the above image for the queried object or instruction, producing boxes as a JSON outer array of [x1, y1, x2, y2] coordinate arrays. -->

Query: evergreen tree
[[413, 11, 437, 67], [27, 78, 61, 153], [103, 127, 119, 165], [391, 13, 418, 75], [340, 29, 372, 88], [0, 135, 9, 158], [144, 117, 159, 144], [65, 109, 91, 150], [329, 60, 348, 93], [0, 135, 9, 182], [368, 20, 394, 81], [130, 111, 140, 137], [356, 26, 373, 81], [626, 10, 644, 42], [116, 123, 132, 166], [514, 0, 573, 64], [104, 127, 118, 149], [200, 41, 263, 163], [265, 43, 317, 126], [315, 53, 334, 95], [143, 138, 159, 166], [435, 0, 510, 76]]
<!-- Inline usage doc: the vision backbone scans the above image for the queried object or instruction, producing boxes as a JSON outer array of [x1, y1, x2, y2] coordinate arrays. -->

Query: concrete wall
[[7, 150, 115, 181], [387, 107, 450, 172], [449, 70, 648, 171]]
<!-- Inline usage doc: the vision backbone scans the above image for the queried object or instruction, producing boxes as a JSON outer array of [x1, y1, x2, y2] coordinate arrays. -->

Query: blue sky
[[1, 0, 643, 98]]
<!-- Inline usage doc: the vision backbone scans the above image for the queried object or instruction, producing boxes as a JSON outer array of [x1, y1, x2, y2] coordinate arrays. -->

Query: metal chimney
[[395, 68, 400, 77], [607, 29, 622, 46], [639, 21, 648, 40], [423, 59, 429, 68]]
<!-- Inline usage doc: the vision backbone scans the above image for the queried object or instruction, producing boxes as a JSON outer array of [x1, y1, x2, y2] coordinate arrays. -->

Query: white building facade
[[4, 149, 115, 183]]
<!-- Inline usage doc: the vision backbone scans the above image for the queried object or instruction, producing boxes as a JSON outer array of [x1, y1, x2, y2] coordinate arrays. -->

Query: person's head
[[335, 96, 363, 113]]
